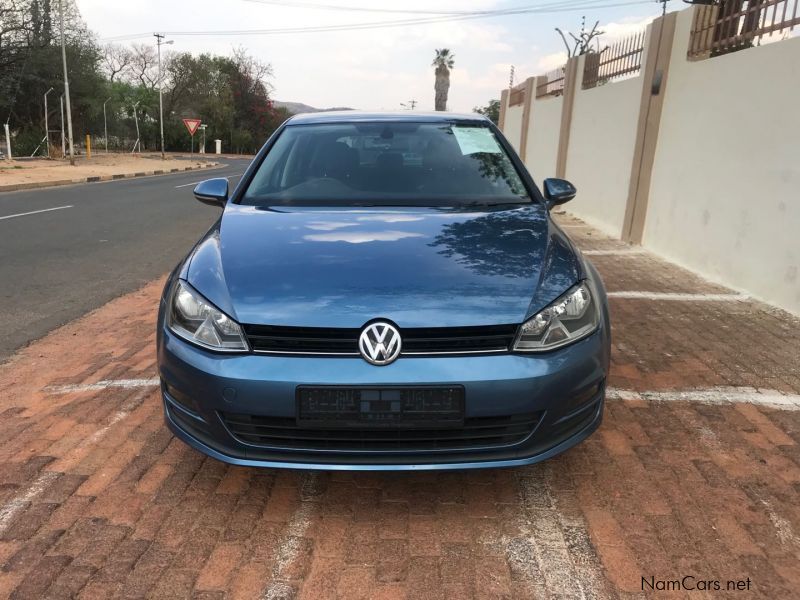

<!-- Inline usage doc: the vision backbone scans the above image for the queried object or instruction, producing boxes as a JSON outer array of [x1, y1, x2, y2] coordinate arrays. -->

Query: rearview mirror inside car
[[193, 178, 228, 208], [543, 178, 577, 207]]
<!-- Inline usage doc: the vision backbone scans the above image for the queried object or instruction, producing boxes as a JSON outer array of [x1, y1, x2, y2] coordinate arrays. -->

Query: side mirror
[[543, 178, 576, 207], [193, 178, 228, 207]]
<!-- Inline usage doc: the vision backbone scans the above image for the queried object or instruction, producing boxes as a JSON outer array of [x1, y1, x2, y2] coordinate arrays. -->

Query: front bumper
[[157, 318, 610, 471]]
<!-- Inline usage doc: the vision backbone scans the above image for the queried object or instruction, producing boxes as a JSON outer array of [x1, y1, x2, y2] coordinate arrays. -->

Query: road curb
[[0, 162, 220, 193]]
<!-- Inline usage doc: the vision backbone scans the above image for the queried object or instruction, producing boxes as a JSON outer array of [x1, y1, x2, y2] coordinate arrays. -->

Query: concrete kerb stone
[[0, 161, 220, 193]]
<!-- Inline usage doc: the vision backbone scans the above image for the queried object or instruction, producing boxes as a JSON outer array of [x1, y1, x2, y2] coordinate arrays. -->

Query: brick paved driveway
[[1, 216, 798, 599]]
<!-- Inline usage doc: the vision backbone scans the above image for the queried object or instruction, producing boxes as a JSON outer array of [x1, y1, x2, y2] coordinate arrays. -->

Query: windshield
[[240, 121, 530, 206]]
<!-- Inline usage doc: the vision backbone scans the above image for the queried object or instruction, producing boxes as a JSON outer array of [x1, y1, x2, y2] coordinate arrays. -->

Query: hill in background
[[274, 101, 355, 115]]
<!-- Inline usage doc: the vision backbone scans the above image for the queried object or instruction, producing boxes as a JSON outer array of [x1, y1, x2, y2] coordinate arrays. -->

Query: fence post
[[583, 53, 601, 90], [555, 56, 580, 179], [621, 11, 679, 244], [498, 88, 509, 131], [688, 4, 719, 60]]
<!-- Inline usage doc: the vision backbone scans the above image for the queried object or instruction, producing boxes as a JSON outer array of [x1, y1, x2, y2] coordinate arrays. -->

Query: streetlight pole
[[44, 87, 54, 158], [154, 33, 173, 160], [103, 97, 111, 153], [58, 0, 75, 165]]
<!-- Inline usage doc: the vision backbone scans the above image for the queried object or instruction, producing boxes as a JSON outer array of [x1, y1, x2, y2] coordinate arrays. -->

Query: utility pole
[[509, 65, 515, 88], [103, 97, 111, 153], [154, 33, 174, 160], [58, 0, 75, 165], [44, 87, 54, 158]]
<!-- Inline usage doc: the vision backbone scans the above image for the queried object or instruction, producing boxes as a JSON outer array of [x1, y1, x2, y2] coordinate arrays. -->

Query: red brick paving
[[0, 217, 798, 599]]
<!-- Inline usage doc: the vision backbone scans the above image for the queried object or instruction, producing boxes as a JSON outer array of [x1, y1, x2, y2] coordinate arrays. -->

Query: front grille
[[221, 411, 542, 452], [242, 323, 519, 356]]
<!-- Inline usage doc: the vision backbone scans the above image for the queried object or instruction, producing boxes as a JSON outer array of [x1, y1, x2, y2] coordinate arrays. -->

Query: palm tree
[[432, 49, 455, 112]]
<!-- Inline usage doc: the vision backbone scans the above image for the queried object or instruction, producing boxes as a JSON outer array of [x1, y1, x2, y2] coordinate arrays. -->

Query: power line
[[100, 0, 652, 41], [240, 0, 488, 14]]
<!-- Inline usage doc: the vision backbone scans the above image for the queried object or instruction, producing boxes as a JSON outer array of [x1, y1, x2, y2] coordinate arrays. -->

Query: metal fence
[[583, 31, 646, 89], [689, 0, 799, 58], [535, 66, 566, 98]]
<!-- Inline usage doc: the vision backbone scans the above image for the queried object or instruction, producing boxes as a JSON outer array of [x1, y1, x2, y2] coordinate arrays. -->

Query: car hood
[[185, 204, 582, 328]]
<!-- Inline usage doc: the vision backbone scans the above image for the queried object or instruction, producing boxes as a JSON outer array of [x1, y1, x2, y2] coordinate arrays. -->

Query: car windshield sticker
[[452, 127, 502, 155]]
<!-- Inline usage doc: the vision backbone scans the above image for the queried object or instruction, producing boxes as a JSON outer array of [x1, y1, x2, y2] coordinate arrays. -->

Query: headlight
[[168, 280, 248, 352], [513, 282, 599, 352]]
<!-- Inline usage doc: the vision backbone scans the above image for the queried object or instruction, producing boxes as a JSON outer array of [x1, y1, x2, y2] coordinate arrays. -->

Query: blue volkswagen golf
[[157, 111, 610, 471]]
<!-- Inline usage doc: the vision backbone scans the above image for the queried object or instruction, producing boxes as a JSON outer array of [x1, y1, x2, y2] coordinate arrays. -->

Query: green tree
[[0, 0, 286, 156], [1, 0, 106, 155], [474, 99, 500, 124]]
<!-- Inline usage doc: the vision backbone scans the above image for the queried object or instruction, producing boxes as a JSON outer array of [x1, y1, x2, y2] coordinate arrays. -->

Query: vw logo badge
[[359, 322, 402, 366]]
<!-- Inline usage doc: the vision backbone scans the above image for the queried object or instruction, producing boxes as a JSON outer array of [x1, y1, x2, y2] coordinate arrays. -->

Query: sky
[[76, 0, 668, 113]]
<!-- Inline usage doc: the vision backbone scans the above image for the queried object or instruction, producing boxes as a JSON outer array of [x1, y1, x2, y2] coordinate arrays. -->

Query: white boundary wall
[[499, 7, 800, 315], [524, 95, 561, 186], [503, 103, 525, 154], [644, 10, 800, 313], [565, 69, 644, 237]]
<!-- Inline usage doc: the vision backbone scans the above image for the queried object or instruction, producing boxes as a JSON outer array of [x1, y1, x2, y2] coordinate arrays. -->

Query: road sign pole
[[182, 118, 201, 158]]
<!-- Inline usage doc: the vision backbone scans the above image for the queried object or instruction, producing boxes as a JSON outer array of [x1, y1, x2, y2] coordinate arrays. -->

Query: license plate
[[296, 386, 465, 428]]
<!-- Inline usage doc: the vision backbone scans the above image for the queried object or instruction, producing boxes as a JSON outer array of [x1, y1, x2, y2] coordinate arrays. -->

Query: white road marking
[[261, 472, 319, 600], [0, 205, 73, 221], [46, 377, 159, 394], [494, 468, 610, 599], [45, 377, 800, 412], [74, 391, 148, 448], [607, 291, 748, 301], [759, 498, 800, 549], [607, 387, 800, 410], [0, 390, 147, 535], [516, 509, 588, 597], [582, 249, 648, 256], [174, 173, 242, 188], [0, 471, 60, 535], [44, 379, 800, 411]]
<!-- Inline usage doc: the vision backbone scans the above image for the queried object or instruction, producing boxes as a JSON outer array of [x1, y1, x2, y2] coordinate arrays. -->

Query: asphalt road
[[0, 158, 251, 361]]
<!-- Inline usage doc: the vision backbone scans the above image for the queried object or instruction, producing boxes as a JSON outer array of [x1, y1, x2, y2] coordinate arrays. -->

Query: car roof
[[285, 110, 490, 125]]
